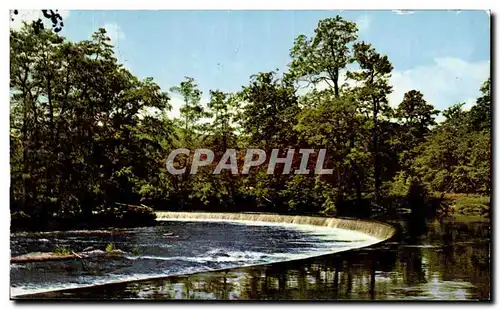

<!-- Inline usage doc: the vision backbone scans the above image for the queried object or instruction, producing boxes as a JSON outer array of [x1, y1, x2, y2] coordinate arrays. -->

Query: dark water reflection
[[16, 216, 490, 301]]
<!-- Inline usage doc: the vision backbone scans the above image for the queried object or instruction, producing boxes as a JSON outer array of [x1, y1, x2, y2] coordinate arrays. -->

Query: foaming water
[[11, 217, 383, 297], [155, 211, 395, 240]]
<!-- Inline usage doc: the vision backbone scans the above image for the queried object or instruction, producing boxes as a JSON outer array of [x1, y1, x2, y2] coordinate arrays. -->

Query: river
[[11, 215, 490, 300]]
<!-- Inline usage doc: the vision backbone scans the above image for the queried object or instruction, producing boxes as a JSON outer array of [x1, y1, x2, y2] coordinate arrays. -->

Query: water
[[155, 212, 395, 240], [10, 220, 378, 297], [11, 216, 491, 300]]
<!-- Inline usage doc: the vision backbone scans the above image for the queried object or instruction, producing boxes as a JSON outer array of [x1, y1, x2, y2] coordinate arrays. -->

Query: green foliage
[[53, 246, 71, 256], [239, 71, 300, 148], [414, 96, 491, 195], [105, 243, 115, 253], [296, 92, 370, 201], [446, 194, 490, 216], [10, 25, 173, 225], [10, 17, 490, 223], [170, 76, 210, 145], [347, 42, 394, 202], [395, 90, 440, 139], [469, 78, 491, 131], [388, 172, 413, 197], [132, 248, 142, 256], [280, 175, 338, 215], [289, 15, 358, 96]]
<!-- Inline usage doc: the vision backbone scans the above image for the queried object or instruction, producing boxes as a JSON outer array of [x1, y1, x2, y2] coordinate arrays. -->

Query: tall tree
[[394, 90, 440, 171], [239, 71, 299, 149], [295, 91, 370, 204], [395, 90, 440, 139], [170, 77, 209, 145], [10, 25, 171, 221], [348, 42, 393, 202], [289, 16, 358, 97], [208, 90, 237, 151], [236, 71, 300, 212]]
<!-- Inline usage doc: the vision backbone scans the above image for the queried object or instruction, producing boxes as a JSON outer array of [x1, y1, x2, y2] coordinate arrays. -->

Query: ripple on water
[[10, 219, 379, 297]]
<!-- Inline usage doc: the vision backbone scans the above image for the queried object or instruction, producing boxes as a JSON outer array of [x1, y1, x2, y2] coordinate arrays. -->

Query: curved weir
[[11, 212, 395, 298], [155, 211, 396, 241]]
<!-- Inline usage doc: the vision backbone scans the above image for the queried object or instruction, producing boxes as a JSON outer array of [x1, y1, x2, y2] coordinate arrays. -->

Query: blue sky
[[12, 10, 490, 119]]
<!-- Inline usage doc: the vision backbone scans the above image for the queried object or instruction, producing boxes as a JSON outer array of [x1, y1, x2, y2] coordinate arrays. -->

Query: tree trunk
[[333, 74, 339, 97]]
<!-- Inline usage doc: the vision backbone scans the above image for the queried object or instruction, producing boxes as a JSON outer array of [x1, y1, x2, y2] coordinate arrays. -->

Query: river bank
[[11, 203, 157, 232]]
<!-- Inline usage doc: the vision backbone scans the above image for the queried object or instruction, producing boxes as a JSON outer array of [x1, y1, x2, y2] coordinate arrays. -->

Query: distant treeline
[[10, 16, 491, 227]]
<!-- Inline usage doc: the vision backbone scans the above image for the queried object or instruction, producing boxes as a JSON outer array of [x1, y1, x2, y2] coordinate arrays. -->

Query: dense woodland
[[10, 16, 491, 229]]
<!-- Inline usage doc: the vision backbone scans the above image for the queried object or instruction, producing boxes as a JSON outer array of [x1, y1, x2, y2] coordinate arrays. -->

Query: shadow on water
[[15, 216, 491, 301]]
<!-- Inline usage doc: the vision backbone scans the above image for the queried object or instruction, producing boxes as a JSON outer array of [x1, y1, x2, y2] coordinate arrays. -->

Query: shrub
[[53, 246, 71, 256], [132, 248, 141, 256], [105, 242, 115, 253]]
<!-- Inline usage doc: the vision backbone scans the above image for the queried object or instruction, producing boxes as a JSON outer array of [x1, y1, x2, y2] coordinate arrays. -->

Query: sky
[[10, 10, 491, 120]]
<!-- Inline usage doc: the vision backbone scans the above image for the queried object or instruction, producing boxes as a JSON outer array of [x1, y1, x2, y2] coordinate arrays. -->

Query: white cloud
[[167, 95, 185, 119], [296, 57, 489, 122], [462, 97, 478, 112], [10, 10, 70, 31], [166, 94, 212, 120], [140, 95, 185, 120], [392, 10, 415, 15], [389, 57, 490, 114], [103, 23, 125, 44]]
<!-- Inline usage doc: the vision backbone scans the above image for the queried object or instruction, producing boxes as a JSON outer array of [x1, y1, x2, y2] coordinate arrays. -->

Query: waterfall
[[156, 211, 396, 241]]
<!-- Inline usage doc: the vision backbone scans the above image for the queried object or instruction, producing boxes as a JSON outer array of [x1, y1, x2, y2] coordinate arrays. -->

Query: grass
[[105, 242, 115, 253], [53, 246, 71, 256], [132, 248, 141, 256], [438, 193, 490, 216]]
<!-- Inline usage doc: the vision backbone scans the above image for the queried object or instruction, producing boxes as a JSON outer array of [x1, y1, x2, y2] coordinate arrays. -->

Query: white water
[[11, 218, 381, 297]]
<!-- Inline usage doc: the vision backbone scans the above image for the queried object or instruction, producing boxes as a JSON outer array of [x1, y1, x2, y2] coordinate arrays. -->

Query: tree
[[414, 79, 491, 195], [393, 90, 440, 172], [469, 78, 491, 131], [170, 77, 210, 145], [10, 14, 491, 223], [395, 90, 440, 139], [235, 71, 300, 212], [295, 91, 370, 204], [348, 42, 394, 202], [289, 16, 358, 97], [239, 71, 299, 149], [10, 25, 171, 223], [208, 90, 237, 151]]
